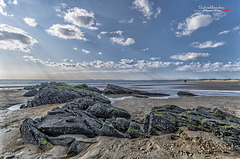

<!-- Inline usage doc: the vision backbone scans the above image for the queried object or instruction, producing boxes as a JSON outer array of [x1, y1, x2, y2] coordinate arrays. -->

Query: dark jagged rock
[[20, 96, 139, 156], [126, 122, 145, 138], [67, 140, 92, 157], [47, 137, 75, 146], [23, 88, 38, 97], [87, 103, 131, 119], [74, 83, 102, 94], [144, 105, 240, 152], [112, 118, 130, 133], [22, 82, 110, 108], [103, 84, 169, 96], [132, 93, 149, 98], [20, 118, 50, 150], [177, 91, 197, 96]]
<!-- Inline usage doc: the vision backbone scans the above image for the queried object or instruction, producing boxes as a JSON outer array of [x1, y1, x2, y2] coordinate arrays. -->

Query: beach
[[0, 82, 240, 158]]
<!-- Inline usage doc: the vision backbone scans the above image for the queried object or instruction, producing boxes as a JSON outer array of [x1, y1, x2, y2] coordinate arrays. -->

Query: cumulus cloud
[[63, 7, 98, 30], [191, 41, 225, 49], [82, 49, 90, 54], [170, 52, 210, 61], [110, 37, 135, 46], [73, 47, 77, 50], [23, 56, 183, 72], [0, 24, 38, 53], [46, 24, 87, 41], [176, 62, 240, 72], [98, 52, 102, 55], [119, 18, 134, 24], [175, 12, 213, 37], [132, 0, 153, 19], [218, 25, 240, 35], [23, 17, 37, 27]]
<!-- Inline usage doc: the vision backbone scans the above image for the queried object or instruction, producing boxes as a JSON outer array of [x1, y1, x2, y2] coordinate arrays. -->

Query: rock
[[132, 93, 149, 98], [23, 88, 38, 97], [177, 91, 197, 96], [23, 82, 110, 108], [144, 105, 240, 152], [87, 103, 131, 119], [112, 118, 130, 133], [67, 140, 92, 157], [74, 84, 102, 94], [126, 122, 145, 138], [20, 118, 50, 150], [100, 124, 123, 137], [170, 134, 180, 140], [47, 137, 75, 146], [103, 84, 169, 96]]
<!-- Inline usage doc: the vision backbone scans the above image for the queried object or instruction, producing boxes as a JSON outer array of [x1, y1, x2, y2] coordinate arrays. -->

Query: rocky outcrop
[[20, 95, 145, 156], [23, 88, 38, 97], [103, 84, 169, 97], [21, 82, 109, 109], [144, 105, 240, 153], [177, 91, 197, 96]]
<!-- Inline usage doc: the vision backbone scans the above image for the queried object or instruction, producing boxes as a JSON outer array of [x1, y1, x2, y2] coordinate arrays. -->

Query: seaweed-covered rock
[[23, 82, 110, 108], [74, 83, 102, 94], [112, 118, 130, 133], [144, 105, 240, 152], [177, 91, 197, 96], [23, 88, 38, 97], [67, 140, 92, 157], [126, 122, 145, 138], [103, 84, 169, 96]]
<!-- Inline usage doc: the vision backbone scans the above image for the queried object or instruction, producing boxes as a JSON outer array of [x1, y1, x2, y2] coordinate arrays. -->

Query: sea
[[1, 79, 240, 98]]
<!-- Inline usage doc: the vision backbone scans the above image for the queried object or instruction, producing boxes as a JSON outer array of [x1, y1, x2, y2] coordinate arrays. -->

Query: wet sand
[[0, 86, 240, 158]]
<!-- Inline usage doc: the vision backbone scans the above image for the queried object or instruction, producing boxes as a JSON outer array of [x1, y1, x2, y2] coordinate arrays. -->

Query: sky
[[0, 0, 239, 80]]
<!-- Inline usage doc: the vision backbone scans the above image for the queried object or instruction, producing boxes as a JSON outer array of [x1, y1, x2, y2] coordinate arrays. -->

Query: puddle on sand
[[7, 104, 22, 110]]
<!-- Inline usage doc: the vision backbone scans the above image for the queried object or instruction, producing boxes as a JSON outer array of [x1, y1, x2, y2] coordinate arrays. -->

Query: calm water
[[1, 79, 240, 98]]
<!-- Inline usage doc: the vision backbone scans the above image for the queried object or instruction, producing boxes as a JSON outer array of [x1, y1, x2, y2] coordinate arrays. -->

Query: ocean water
[[1, 79, 240, 98]]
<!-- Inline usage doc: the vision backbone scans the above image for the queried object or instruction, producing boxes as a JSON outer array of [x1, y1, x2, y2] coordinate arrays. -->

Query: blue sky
[[0, 0, 239, 80]]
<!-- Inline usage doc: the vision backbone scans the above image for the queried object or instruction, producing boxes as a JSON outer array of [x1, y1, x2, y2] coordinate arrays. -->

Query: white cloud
[[46, 24, 87, 41], [110, 30, 123, 36], [97, 31, 108, 39], [82, 49, 90, 54], [110, 37, 135, 46], [63, 59, 73, 62], [100, 31, 108, 35], [119, 18, 134, 24], [150, 57, 161, 60], [132, 0, 153, 19], [23, 17, 37, 27], [154, 7, 161, 18], [176, 12, 213, 37], [176, 62, 240, 72], [8, 0, 18, 5], [73, 47, 77, 50], [191, 41, 225, 49], [170, 52, 210, 61], [0, 0, 13, 16], [23, 56, 183, 72], [63, 7, 98, 30], [218, 30, 230, 35], [141, 48, 149, 51], [218, 25, 240, 35], [98, 52, 102, 55], [0, 24, 38, 53]]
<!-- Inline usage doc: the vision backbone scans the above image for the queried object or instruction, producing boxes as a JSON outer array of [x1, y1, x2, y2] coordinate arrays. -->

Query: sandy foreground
[[0, 89, 240, 158]]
